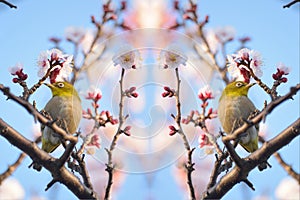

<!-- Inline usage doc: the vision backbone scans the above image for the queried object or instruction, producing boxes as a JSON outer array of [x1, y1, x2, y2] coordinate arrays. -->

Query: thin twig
[[0, 0, 17, 9], [259, 136, 300, 183], [0, 136, 41, 184], [174, 68, 196, 200], [204, 118, 300, 199], [283, 0, 300, 8], [0, 153, 26, 184], [0, 118, 97, 199], [104, 68, 126, 200]]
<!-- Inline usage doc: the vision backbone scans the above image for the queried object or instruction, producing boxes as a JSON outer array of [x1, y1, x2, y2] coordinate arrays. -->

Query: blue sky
[[0, 0, 299, 199]]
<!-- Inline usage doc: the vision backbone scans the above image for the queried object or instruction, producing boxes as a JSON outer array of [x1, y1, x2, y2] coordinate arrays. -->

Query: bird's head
[[223, 81, 256, 97], [44, 82, 79, 98]]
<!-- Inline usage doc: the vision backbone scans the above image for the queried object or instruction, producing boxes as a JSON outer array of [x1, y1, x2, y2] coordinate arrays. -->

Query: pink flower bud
[[123, 126, 131, 136], [131, 92, 138, 98], [169, 125, 178, 136], [12, 78, 19, 83], [281, 77, 288, 83], [121, 1, 126, 10]]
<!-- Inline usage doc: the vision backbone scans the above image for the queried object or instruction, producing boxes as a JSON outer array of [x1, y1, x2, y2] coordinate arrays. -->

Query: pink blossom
[[162, 86, 175, 98], [123, 126, 131, 136], [37, 48, 73, 83], [169, 125, 177, 136], [86, 134, 101, 149], [113, 45, 142, 70], [86, 86, 102, 102], [9, 63, 28, 83], [159, 48, 187, 69], [198, 133, 212, 148], [124, 87, 139, 98], [227, 48, 263, 82], [276, 62, 290, 74], [198, 85, 214, 101], [272, 62, 290, 82]]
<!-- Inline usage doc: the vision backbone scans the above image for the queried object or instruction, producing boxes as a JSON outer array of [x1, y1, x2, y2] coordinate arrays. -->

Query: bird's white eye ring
[[235, 82, 243, 88], [57, 82, 64, 88]]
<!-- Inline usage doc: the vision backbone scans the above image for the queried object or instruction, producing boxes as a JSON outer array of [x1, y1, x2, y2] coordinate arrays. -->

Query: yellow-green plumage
[[218, 81, 258, 152], [41, 82, 82, 153]]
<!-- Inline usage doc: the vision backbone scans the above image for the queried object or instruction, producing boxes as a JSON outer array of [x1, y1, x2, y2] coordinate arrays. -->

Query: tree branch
[[203, 118, 300, 199], [283, 0, 300, 8], [174, 68, 196, 200], [0, 118, 97, 199], [0, 0, 17, 9], [104, 68, 126, 200], [0, 153, 26, 185]]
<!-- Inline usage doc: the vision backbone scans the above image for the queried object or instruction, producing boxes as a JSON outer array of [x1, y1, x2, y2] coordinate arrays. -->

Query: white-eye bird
[[33, 81, 82, 171], [218, 81, 258, 152]]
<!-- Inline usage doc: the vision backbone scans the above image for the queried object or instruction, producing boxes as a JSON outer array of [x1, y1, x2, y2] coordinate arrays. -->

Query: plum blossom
[[124, 87, 139, 98], [227, 48, 263, 82], [123, 126, 131, 136], [162, 86, 175, 98], [169, 125, 178, 136], [37, 48, 73, 83], [85, 134, 101, 155], [9, 63, 28, 83], [113, 45, 142, 69], [159, 48, 187, 69], [198, 133, 212, 148], [198, 85, 214, 101], [86, 86, 102, 102], [272, 62, 290, 82], [87, 134, 101, 148]]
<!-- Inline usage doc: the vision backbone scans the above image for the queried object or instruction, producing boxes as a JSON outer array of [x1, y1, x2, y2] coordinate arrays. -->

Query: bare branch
[[0, 153, 26, 185], [260, 136, 300, 183], [104, 68, 126, 200], [0, 136, 41, 184], [174, 68, 196, 200], [283, 0, 300, 8], [0, 118, 97, 199], [203, 118, 300, 199], [274, 151, 300, 183], [0, 0, 17, 9]]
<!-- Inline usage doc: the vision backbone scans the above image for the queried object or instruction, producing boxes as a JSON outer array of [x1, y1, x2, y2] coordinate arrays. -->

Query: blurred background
[[0, 0, 299, 199]]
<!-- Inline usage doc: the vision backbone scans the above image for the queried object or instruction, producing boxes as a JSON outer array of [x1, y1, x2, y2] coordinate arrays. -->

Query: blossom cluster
[[113, 49, 142, 70], [124, 87, 138, 98], [37, 48, 73, 83], [227, 48, 263, 83], [82, 87, 118, 126], [272, 62, 290, 83], [9, 63, 28, 83], [182, 86, 217, 149], [159, 49, 187, 69]]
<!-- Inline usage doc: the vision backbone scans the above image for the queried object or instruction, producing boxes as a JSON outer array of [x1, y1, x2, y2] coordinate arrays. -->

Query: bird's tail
[[240, 138, 258, 153]]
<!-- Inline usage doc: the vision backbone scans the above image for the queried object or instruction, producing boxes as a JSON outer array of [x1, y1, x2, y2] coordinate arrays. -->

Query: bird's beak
[[246, 82, 256, 88], [43, 83, 54, 88]]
